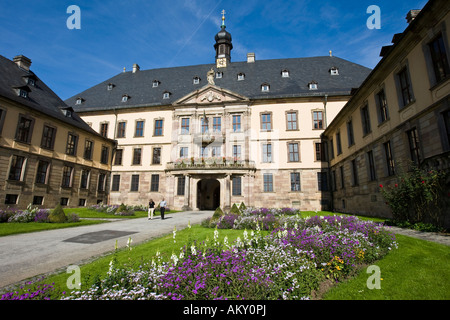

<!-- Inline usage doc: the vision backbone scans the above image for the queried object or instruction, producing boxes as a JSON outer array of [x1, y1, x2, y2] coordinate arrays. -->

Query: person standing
[[148, 199, 155, 220], [159, 198, 167, 220]]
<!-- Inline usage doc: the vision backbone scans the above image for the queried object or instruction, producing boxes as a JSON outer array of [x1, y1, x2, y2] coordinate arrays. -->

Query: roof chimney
[[13, 55, 32, 71], [247, 53, 255, 63], [406, 10, 421, 24], [132, 64, 140, 73]]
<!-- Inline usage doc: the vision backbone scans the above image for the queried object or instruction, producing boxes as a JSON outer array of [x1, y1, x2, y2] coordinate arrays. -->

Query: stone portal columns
[[224, 173, 231, 212], [182, 174, 192, 211]]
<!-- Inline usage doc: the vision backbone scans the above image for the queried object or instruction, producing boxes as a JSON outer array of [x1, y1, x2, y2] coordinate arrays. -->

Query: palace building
[[65, 13, 371, 212], [0, 55, 115, 209]]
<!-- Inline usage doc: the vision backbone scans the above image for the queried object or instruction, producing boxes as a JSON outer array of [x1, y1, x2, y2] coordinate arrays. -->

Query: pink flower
[[379, 184, 383, 188], [395, 184, 398, 187]]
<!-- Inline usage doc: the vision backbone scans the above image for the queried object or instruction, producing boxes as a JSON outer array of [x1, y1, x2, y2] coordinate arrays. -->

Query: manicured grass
[[323, 234, 450, 300], [0, 220, 108, 237]]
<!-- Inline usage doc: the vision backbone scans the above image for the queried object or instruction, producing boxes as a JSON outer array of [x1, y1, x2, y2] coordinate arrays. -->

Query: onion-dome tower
[[214, 10, 233, 68]]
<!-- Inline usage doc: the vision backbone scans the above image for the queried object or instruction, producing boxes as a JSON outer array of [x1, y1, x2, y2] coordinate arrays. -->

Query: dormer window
[[107, 83, 115, 90], [193, 77, 201, 85], [75, 97, 83, 105], [216, 72, 223, 79], [163, 91, 171, 99], [122, 95, 130, 102], [27, 78, 36, 86], [152, 80, 160, 88], [20, 89, 28, 98], [237, 73, 245, 81], [309, 81, 318, 90], [281, 70, 290, 78], [62, 108, 73, 118], [261, 83, 270, 92], [330, 67, 339, 75]]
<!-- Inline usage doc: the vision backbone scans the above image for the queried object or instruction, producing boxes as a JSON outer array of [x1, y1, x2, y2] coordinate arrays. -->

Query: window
[[152, 147, 161, 165], [163, 92, 171, 99], [181, 118, 190, 135], [154, 120, 163, 136], [429, 34, 450, 83], [201, 117, 209, 133], [41, 125, 56, 150], [367, 151, 377, 181], [84, 140, 93, 160], [347, 120, 355, 146], [262, 144, 272, 163], [61, 166, 73, 188], [216, 72, 223, 79], [315, 143, 323, 162], [351, 159, 358, 186], [78, 199, 86, 207], [361, 104, 371, 135], [132, 148, 142, 165], [60, 198, 69, 206], [407, 128, 421, 165], [19, 89, 29, 98], [232, 115, 241, 132], [261, 113, 272, 131], [107, 83, 114, 90], [5, 194, 18, 205], [330, 67, 339, 75], [114, 149, 123, 165], [318, 172, 328, 191], [263, 174, 273, 192], [117, 122, 126, 138], [8, 155, 25, 181], [15, 115, 34, 143], [200, 146, 209, 158], [0, 108, 6, 134], [376, 89, 389, 123], [232, 176, 242, 196], [213, 117, 221, 132], [232, 145, 241, 160], [152, 80, 160, 88], [309, 81, 318, 90], [33, 196, 44, 205], [397, 67, 414, 107], [101, 146, 109, 164], [336, 131, 342, 155], [286, 112, 298, 130], [35, 160, 50, 184], [288, 143, 299, 162], [261, 84, 270, 92], [212, 146, 221, 157], [151, 174, 159, 192], [313, 111, 324, 129], [290, 172, 301, 191], [100, 123, 108, 138], [135, 121, 144, 137], [384, 141, 395, 176], [237, 73, 245, 81], [193, 77, 200, 85], [331, 171, 337, 191], [329, 138, 335, 159], [282, 70, 290, 78], [122, 95, 129, 102], [80, 169, 90, 189], [340, 166, 345, 189], [76, 98, 82, 105], [443, 110, 450, 148], [111, 175, 120, 191], [177, 176, 185, 195], [131, 175, 139, 192], [180, 147, 189, 159], [97, 173, 105, 192], [66, 133, 78, 156]]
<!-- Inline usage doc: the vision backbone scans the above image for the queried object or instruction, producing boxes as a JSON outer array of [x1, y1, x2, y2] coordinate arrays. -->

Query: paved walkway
[[0, 211, 449, 293], [0, 211, 213, 291]]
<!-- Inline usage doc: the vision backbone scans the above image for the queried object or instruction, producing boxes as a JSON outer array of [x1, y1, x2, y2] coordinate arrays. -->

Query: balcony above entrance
[[166, 158, 255, 172]]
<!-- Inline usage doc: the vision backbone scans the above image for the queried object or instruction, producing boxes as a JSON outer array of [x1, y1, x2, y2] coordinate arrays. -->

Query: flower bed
[[60, 213, 397, 301], [0, 205, 79, 224]]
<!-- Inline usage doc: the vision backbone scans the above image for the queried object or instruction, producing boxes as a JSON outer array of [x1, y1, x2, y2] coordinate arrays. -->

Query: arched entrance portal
[[197, 179, 220, 210]]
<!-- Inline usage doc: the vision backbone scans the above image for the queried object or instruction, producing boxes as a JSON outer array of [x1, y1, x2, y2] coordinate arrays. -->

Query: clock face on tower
[[216, 58, 227, 68]]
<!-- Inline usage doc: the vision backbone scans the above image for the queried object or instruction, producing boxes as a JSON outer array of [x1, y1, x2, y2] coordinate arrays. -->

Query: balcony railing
[[166, 157, 255, 170]]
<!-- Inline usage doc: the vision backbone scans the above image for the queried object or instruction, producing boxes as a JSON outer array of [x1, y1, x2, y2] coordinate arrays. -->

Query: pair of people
[[148, 198, 167, 220]]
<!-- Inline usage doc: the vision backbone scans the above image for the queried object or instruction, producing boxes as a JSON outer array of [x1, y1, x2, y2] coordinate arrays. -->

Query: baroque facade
[[67, 14, 371, 211], [323, 0, 450, 226], [0, 55, 115, 209]]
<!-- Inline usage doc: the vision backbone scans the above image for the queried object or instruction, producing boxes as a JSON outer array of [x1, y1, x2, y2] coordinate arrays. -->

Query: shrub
[[0, 209, 14, 223], [239, 202, 247, 211], [230, 203, 241, 215], [66, 212, 80, 223], [8, 210, 35, 223], [34, 209, 51, 223], [211, 207, 224, 222], [49, 204, 67, 223], [380, 167, 448, 229]]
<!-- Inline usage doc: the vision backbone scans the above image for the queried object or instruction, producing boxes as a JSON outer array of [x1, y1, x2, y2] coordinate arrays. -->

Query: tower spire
[[214, 9, 232, 68], [221, 9, 226, 28]]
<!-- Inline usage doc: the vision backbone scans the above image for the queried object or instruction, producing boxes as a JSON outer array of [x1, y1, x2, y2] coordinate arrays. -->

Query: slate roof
[[66, 56, 371, 112], [0, 54, 101, 136]]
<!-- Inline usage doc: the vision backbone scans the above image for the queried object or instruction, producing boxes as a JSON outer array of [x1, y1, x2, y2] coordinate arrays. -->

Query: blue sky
[[0, 0, 428, 100]]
